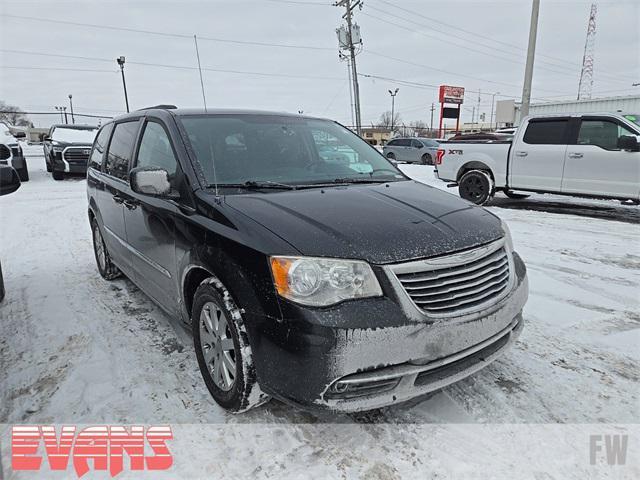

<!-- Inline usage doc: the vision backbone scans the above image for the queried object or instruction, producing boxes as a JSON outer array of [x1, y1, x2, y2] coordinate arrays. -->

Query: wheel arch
[[457, 161, 495, 182]]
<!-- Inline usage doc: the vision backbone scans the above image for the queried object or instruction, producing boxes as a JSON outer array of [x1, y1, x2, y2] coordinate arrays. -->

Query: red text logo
[[12, 425, 172, 478]]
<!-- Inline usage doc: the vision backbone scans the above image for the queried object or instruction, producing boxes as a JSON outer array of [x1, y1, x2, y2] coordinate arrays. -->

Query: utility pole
[[521, 0, 540, 119], [388, 88, 399, 132], [490, 92, 500, 131], [116, 56, 130, 113], [477, 89, 481, 130], [430, 103, 435, 134], [335, 0, 363, 135], [577, 3, 597, 100], [68, 94, 75, 124]]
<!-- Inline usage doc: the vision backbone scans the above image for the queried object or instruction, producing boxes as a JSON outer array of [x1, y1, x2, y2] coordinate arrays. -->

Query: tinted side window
[[411, 139, 423, 148], [578, 119, 636, 150], [106, 121, 139, 181], [88, 124, 113, 171], [386, 139, 398, 146], [397, 139, 411, 147], [523, 120, 569, 145], [136, 122, 178, 175]]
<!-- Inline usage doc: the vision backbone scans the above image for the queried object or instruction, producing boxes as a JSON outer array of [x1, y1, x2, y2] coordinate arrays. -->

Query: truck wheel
[[192, 279, 270, 413], [504, 191, 530, 200], [52, 170, 64, 181], [421, 153, 433, 165], [459, 170, 494, 205], [91, 218, 121, 280]]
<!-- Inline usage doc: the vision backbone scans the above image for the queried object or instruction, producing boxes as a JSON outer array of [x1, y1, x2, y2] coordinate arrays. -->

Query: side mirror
[[618, 135, 640, 152], [130, 167, 178, 198], [0, 165, 21, 196], [43, 136, 51, 142]]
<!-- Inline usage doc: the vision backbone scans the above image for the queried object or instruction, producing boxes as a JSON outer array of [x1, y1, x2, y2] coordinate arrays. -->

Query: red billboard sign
[[439, 85, 465, 104]]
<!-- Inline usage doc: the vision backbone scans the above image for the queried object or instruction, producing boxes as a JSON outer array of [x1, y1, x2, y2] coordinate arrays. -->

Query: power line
[[2, 66, 117, 73], [373, 0, 637, 82], [0, 49, 344, 81], [360, 9, 632, 85], [0, 14, 335, 51]]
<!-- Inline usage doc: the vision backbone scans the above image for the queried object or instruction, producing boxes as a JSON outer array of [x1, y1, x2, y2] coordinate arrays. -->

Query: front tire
[[52, 170, 64, 180], [459, 170, 494, 205], [386, 152, 396, 160], [192, 279, 269, 413], [91, 218, 121, 280]]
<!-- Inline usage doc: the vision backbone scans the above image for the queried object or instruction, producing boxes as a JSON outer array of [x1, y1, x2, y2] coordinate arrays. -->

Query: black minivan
[[87, 107, 528, 413]]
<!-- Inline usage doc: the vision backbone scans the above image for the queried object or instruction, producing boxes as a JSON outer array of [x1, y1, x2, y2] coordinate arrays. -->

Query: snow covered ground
[[0, 150, 638, 478]]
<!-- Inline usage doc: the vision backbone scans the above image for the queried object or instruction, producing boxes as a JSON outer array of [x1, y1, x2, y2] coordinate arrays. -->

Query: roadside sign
[[439, 85, 465, 105]]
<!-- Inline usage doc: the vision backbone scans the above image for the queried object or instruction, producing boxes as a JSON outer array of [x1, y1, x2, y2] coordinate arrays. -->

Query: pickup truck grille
[[390, 240, 511, 317], [63, 147, 91, 164]]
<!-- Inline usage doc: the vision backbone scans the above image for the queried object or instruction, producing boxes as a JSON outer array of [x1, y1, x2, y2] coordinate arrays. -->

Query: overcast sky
[[1, 0, 638, 128]]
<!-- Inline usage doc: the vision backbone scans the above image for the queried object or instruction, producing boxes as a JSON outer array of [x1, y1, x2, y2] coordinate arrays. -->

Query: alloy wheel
[[93, 225, 106, 270], [199, 301, 237, 391]]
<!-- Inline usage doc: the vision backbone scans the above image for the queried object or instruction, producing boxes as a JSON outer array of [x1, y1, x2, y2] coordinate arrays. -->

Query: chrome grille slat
[[414, 272, 509, 305], [415, 282, 508, 312], [404, 258, 508, 291], [397, 248, 506, 283], [409, 266, 509, 298], [391, 241, 512, 317], [63, 148, 90, 163]]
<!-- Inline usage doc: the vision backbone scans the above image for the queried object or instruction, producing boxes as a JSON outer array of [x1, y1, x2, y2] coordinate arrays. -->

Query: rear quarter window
[[523, 120, 569, 145], [88, 124, 113, 171]]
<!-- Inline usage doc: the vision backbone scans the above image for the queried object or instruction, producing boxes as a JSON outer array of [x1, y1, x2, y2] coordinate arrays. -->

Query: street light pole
[[388, 88, 399, 132], [521, 0, 540, 119], [116, 56, 130, 113], [63, 106, 68, 124], [55, 106, 63, 123], [490, 92, 500, 131], [68, 94, 75, 124]]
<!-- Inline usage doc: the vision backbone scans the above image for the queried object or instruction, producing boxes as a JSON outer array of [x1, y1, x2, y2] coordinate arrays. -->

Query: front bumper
[[251, 252, 528, 412]]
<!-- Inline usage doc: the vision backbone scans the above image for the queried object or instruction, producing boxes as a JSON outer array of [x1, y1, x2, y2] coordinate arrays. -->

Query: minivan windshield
[[179, 115, 406, 187]]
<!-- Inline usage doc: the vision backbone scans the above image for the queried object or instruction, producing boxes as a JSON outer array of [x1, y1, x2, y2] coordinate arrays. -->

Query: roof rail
[[137, 105, 178, 111]]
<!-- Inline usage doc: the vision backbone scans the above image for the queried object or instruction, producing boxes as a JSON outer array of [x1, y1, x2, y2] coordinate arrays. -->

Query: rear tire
[[459, 170, 494, 205], [421, 153, 433, 165], [504, 191, 530, 200], [192, 279, 269, 413], [52, 170, 64, 180], [91, 218, 121, 280]]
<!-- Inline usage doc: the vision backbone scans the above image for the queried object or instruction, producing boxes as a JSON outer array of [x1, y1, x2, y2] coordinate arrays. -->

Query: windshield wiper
[[330, 177, 391, 184], [209, 180, 297, 190]]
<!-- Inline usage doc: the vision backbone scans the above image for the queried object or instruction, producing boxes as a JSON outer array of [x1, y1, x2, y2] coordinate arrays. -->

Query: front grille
[[63, 148, 91, 164], [392, 241, 511, 316]]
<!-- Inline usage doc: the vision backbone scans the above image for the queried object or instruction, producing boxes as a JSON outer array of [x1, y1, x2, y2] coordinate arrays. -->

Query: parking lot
[[1, 147, 639, 475]]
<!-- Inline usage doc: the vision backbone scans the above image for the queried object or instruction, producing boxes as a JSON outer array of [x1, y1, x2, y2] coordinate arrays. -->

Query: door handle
[[112, 195, 124, 204], [123, 199, 138, 210], [568, 152, 583, 158], [515, 151, 528, 157]]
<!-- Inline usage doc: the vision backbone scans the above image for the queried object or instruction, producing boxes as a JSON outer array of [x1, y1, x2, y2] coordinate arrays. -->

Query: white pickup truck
[[434, 113, 640, 205]]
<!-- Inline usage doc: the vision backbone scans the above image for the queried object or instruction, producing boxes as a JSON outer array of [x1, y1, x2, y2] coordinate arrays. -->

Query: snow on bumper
[[316, 253, 529, 412]]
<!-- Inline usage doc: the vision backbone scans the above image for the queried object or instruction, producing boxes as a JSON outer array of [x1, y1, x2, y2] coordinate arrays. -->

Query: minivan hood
[[224, 180, 503, 264]]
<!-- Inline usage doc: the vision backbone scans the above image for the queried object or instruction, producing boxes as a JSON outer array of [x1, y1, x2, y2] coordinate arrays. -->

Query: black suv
[[44, 124, 98, 180], [87, 108, 528, 413]]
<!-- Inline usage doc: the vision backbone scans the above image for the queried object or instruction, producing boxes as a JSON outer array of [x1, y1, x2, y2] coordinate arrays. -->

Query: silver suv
[[383, 137, 440, 165]]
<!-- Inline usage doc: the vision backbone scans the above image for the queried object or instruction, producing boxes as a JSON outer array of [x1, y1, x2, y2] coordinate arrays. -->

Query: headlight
[[500, 218, 514, 251], [270, 256, 382, 307]]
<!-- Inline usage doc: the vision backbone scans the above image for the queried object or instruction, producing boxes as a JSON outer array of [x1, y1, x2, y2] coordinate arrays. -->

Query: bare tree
[[0, 101, 33, 127], [376, 111, 402, 129], [408, 120, 429, 137]]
